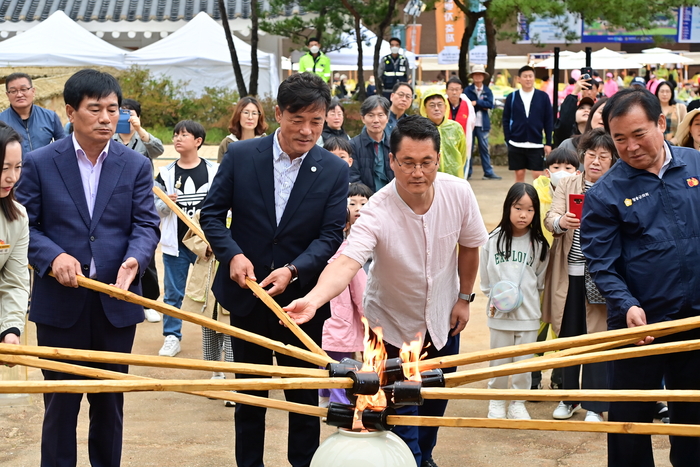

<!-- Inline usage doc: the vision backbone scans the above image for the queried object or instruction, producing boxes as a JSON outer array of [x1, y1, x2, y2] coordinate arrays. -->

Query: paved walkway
[[0, 159, 673, 466]]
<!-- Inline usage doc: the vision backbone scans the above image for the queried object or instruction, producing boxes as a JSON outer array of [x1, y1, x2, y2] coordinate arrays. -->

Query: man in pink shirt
[[285, 115, 488, 467]]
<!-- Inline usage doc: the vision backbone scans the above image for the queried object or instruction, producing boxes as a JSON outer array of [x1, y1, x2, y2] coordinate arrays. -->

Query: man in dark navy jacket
[[502, 65, 553, 183], [581, 87, 700, 467], [16, 70, 160, 467], [200, 72, 348, 467]]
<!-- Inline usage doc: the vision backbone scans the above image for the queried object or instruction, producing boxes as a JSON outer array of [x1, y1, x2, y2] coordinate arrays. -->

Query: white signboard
[[678, 7, 700, 43], [517, 14, 582, 44]]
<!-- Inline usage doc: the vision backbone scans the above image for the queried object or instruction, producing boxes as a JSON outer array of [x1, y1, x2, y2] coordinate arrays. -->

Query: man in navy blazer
[[15, 70, 160, 467], [200, 72, 348, 467]]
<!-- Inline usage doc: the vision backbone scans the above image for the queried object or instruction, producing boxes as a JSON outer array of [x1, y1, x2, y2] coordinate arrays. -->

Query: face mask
[[309, 46, 320, 54], [391, 47, 400, 54], [549, 170, 575, 187]]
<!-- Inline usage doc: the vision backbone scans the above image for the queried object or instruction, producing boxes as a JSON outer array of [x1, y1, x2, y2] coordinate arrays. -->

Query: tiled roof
[[0, 0, 300, 22]]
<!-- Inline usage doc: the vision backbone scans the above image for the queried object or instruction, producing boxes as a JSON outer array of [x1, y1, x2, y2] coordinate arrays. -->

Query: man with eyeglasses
[[285, 115, 488, 467], [349, 95, 393, 192], [419, 88, 468, 179], [0, 72, 65, 154], [384, 82, 414, 138]]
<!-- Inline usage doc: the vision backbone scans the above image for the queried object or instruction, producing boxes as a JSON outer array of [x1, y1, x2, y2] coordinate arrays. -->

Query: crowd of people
[[0, 60, 698, 467]]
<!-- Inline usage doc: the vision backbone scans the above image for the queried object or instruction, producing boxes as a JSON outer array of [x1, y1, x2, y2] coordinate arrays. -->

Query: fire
[[400, 335, 426, 381], [355, 317, 387, 412]]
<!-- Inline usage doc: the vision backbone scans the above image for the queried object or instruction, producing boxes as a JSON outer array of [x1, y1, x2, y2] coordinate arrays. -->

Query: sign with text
[[678, 7, 700, 43], [435, 0, 465, 65], [517, 14, 582, 44]]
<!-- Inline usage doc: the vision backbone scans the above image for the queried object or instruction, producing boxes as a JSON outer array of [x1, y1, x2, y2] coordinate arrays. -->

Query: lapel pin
[[311, 166, 317, 172]]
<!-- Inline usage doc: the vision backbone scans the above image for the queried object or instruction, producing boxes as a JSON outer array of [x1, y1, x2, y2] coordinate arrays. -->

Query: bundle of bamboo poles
[[4, 185, 698, 439]]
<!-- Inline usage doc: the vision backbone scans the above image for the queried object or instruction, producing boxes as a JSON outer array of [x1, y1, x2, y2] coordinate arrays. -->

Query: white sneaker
[[585, 411, 604, 422], [319, 396, 330, 408], [507, 402, 531, 420], [225, 399, 236, 407], [487, 400, 507, 419], [211, 372, 225, 380], [143, 308, 161, 323], [553, 401, 581, 420], [158, 335, 181, 357]]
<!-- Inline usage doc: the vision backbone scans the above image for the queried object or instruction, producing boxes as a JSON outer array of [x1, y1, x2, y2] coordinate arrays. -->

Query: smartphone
[[116, 109, 131, 134], [569, 193, 585, 219]]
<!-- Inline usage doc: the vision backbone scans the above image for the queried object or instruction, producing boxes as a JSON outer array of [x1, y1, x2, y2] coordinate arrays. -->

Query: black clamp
[[361, 407, 397, 431], [325, 402, 355, 429]]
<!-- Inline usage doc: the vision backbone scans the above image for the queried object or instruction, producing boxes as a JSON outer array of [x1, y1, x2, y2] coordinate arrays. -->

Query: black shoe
[[421, 458, 439, 467], [483, 174, 502, 180]]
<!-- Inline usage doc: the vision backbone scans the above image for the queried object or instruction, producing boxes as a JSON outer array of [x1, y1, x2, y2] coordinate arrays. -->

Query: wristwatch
[[458, 292, 476, 303], [284, 263, 298, 283]]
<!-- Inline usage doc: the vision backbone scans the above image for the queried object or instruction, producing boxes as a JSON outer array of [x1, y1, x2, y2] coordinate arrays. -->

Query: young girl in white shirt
[[480, 182, 550, 420]]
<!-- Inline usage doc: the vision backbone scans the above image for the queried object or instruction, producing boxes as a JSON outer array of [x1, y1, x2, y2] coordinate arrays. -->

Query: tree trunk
[[354, 16, 367, 101], [458, 13, 478, 86], [218, 0, 248, 97], [372, 0, 397, 97], [249, 0, 259, 96], [485, 15, 497, 81]]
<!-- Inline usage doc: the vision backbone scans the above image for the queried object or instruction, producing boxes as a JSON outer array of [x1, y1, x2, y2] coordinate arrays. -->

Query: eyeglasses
[[242, 110, 260, 117], [584, 152, 612, 162], [6, 87, 33, 96], [393, 92, 412, 100], [394, 159, 438, 174], [426, 102, 445, 109], [172, 133, 193, 141]]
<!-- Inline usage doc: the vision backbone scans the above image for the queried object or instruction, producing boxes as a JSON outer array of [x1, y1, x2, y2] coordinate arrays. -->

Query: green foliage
[[118, 66, 241, 145], [260, 0, 354, 53]]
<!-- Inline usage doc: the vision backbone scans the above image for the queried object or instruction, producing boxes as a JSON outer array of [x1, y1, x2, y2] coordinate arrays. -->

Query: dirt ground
[[0, 152, 673, 466]]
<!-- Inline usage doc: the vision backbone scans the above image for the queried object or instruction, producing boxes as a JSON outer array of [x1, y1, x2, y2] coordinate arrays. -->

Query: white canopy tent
[[0, 10, 127, 68], [535, 48, 643, 70], [125, 12, 279, 97], [418, 55, 529, 71]]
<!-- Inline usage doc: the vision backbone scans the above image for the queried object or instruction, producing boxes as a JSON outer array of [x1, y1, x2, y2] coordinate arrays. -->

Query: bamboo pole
[[421, 388, 700, 402], [0, 343, 329, 378], [419, 315, 700, 371], [444, 338, 700, 387], [386, 415, 700, 437], [152, 186, 209, 248], [0, 377, 352, 394], [0, 354, 327, 418], [244, 278, 328, 358], [61, 274, 333, 367], [153, 185, 329, 360]]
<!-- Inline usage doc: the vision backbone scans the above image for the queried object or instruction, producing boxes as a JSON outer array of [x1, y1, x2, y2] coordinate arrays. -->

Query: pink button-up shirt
[[343, 173, 488, 350], [72, 134, 109, 278]]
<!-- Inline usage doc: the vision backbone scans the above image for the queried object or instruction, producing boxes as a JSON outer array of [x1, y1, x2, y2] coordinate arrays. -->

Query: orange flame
[[400, 334, 425, 381], [355, 317, 387, 413]]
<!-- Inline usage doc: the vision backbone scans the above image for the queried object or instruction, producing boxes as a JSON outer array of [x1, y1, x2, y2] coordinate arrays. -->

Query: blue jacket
[[0, 105, 65, 154], [349, 127, 394, 192], [15, 136, 160, 329], [464, 84, 494, 132], [580, 145, 700, 330], [502, 89, 552, 146]]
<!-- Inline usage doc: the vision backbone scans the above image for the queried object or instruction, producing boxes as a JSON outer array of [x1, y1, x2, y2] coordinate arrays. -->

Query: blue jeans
[[468, 126, 495, 178], [162, 246, 196, 340], [385, 331, 461, 466]]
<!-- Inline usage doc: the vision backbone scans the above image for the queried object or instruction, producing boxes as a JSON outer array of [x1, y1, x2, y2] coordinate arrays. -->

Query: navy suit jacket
[[16, 136, 160, 329], [200, 134, 349, 318]]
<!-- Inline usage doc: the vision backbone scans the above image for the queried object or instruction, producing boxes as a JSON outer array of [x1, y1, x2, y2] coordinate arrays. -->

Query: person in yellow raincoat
[[419, 87, 468, 178]]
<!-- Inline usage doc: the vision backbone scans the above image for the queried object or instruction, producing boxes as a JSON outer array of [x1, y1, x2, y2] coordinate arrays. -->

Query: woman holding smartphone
[[543, 128, 618, 423], [0, 122, 30, 347]]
